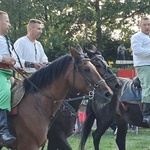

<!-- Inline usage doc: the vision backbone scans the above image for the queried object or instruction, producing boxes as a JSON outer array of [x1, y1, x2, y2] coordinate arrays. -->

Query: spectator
[[117, 43, 127, 60], [73, 100, 87, 135]]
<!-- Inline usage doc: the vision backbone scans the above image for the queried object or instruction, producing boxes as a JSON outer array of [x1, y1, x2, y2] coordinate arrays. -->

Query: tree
[[0, 0, 149, 61]]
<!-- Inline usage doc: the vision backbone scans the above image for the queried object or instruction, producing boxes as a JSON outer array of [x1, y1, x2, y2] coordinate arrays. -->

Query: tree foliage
[[0, 0, 149, 61]]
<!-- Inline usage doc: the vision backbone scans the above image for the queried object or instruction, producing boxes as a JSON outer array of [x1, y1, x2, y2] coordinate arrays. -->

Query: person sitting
[[131, 16, 150, 124], [13, 19, 48, 75], [0, 10, 16, 146]]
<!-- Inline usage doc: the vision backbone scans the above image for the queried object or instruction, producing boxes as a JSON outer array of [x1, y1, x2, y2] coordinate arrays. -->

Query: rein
[[55, 95, 90, 103]]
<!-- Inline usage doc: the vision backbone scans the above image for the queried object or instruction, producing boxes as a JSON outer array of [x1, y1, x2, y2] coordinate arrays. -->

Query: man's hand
[[34, 63, 44, 70], [2, 56, 16, 65], [17, 67, 26, 74]]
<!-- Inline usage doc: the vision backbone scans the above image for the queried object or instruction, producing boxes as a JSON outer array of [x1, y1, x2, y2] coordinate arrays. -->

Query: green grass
[[2, 128, 150, 150], [67, 128, 150, 150]]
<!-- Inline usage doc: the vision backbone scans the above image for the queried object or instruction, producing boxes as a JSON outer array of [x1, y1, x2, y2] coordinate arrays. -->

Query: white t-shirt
[[131, 31, 150, 67], [13, 36, 48, 73]]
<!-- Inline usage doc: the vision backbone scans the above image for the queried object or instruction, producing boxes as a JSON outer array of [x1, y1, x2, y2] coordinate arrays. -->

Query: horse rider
[[0, 11, 16, 146], [13, 18, 48, 76], [131, 16, 150, 125]]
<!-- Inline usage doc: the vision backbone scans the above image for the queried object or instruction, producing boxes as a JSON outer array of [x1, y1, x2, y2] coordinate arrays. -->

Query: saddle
[[120, 77, 141, 103], [9, 78, 25, 115]]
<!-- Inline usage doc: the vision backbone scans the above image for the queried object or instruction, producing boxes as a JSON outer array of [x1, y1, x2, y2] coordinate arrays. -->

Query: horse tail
[[79, 100, 96, 150]]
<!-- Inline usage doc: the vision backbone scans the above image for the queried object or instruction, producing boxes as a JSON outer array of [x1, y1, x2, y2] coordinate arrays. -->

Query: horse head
[[84, 44, 120, 93], [68, 46, 113, 105]]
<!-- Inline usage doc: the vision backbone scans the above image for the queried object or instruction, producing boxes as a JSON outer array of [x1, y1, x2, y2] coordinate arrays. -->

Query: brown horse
[[1, 46, 113, 150], [46, 45, 120, 150]]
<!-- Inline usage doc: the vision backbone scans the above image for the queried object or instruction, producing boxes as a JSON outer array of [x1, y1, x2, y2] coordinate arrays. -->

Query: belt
[[0, 62, 12, 70]]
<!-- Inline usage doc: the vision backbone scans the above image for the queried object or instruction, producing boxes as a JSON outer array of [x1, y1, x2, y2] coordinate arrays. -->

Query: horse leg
[[47, 135, 72, 150], [92, 120, 113, 150], [79, 100, 96, 150], [115, 116, 128, 150], [47, 138, 58, 150], [57, 136, 72, 150]]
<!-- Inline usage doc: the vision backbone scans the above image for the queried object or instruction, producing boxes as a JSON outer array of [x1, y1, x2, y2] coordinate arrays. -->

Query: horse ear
[[77, 46, 84, 54], [84, 44, 98, 54], [69, 46, 82, 58]]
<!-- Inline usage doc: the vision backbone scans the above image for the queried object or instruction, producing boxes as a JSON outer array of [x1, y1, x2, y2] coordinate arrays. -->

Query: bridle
[[73, 55, 106, 100], [90, 54, 117, 83]]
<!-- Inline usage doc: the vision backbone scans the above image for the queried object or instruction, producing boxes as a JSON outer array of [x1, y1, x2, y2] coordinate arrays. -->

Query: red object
[[78, 111, 86, 122], [117, 69, 137, 79], [0, 62, 12, 70]]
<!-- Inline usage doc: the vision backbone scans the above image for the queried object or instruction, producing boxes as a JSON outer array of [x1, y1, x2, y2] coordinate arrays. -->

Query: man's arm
[[131, 35, 150, 57]]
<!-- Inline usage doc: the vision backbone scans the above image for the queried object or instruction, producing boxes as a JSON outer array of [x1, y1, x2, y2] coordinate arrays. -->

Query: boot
[[0, 109, 16, 146], [142, 103, 150, 124]]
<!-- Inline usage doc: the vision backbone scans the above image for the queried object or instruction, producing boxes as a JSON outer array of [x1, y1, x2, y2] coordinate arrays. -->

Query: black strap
[[5, 35, 12, 56], [5, 35, 23, 68]]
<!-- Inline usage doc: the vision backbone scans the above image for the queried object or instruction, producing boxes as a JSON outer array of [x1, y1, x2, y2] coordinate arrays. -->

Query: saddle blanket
[[9, 78, 25, 115], [120, 79, 141, 102]]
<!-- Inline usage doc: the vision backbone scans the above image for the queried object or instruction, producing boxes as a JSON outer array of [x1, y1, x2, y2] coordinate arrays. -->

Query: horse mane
[[23, 54, 72, 92]]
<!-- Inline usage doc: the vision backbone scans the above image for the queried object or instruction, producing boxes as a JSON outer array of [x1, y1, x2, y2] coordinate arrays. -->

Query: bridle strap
[[77, 61, 106, 89], [91, 55, 117, 82], [94, 79, 105, 87], [5, 35, 23, 68]]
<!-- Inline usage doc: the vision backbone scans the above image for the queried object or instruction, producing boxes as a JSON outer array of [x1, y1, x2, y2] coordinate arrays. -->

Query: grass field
[[2, 128, 150, 150], [67, 128, 150, 150]]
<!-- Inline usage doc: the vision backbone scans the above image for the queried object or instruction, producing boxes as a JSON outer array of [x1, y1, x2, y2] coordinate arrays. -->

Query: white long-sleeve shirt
[[13, 36, 48, 73], [131, 31, 150, 67], [0, 35, 12, 62]]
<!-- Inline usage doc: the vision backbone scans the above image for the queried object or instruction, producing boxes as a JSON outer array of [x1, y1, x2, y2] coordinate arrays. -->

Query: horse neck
[[49, 77, 70, 100], [30, 78, 71, 121]]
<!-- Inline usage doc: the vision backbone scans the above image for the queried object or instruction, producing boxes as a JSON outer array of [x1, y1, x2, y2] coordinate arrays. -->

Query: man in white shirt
[[0, 10, 16, 146], [13, 19, 48, 74], [131, 16, 150, 124]]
